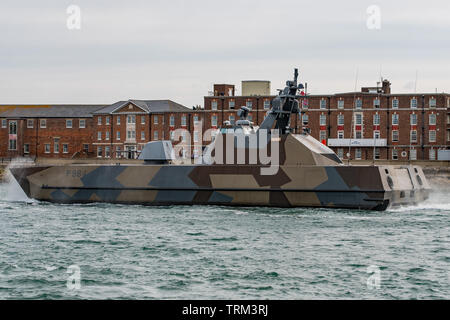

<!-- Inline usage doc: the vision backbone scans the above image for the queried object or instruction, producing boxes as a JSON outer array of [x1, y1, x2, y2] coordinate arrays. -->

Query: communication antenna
[[372, 68, 383, 165], [348, 67, 359, 165]]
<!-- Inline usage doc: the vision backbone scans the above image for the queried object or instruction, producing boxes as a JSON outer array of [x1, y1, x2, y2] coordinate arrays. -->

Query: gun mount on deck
[[258, 68, 304, 135]]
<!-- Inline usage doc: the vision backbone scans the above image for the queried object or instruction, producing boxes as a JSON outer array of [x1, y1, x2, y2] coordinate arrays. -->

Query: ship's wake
[[388, 188, 450, 213], [1, 160, 34, 203]]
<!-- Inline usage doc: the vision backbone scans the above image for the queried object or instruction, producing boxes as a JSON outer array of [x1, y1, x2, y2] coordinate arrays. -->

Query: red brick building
[[0, 105, 102, 159], [0, 100, 200, 160], [204, 81, 450, 161], [91, 100, 200, 159]]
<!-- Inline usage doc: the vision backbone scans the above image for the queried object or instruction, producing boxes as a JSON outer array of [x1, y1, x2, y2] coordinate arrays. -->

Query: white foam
[[388, 189, 450, 213], [3, 160, 33, 203]]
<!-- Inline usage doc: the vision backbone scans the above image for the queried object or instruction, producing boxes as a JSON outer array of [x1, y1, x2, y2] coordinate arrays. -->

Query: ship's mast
[[258, 69, 304, 135]]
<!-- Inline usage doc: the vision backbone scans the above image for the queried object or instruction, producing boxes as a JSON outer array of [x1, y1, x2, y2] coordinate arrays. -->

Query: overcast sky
[[0, 0, 449, 107]]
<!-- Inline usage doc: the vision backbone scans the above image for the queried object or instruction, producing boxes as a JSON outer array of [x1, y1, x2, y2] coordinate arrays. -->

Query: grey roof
[[0, 105, 105, 118], [94, 99, 191, 114]]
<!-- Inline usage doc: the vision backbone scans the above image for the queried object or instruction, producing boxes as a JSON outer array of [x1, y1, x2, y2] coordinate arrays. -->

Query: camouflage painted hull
[[10, 163, 430, 211]]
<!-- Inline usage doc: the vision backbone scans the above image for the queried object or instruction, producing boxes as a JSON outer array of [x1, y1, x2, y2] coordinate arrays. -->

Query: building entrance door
[[126, 146, 136, 159]]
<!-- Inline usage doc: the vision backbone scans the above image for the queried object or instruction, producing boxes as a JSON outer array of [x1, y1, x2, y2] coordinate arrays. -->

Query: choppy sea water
[[0, 177, 449, 300]]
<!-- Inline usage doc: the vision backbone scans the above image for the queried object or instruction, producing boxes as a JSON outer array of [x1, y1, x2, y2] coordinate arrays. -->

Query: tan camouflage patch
[[220, 190, 270, 204], [209, 174, 268, 189], [116, 166, 161, 187], [284, 191, 321, 206], [280, 166, 328, 189], [283, 135, 316, 165], [89, 193, 102, 202], [115, 190, 158, 203], [27, 166, 96, 188]]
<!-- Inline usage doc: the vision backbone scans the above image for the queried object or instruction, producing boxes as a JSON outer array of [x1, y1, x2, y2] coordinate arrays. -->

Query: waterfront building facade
[[1, 79, 449, 161]]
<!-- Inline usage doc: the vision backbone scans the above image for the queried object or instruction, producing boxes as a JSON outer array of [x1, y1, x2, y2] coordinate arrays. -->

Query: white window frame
[[40, 119, 47, 128], [337, 100, 344, 109], [127, 115, 136, 124], [355, 148, 362, 160], [392, 149, 398, 160], [429, 98, 436, 108], [392, 98, 399, 109], [429, 114, 436, 125], [373, 114, 380, 125], [54, 138, 60, 154], [319, 130, 327, 142], [79, 119, 86, 128], [66, 119, 73, 128], [410, 130, 417, 142], [392, 114, 399, 125], [27, 119, 34, 128], [355, 113, 362, 125], [410, 114, 417, 125], [373, 98, 380, 108], [392, 130, 399, 142], [429, 130, 436, 142], [302, 114, 309, 124]]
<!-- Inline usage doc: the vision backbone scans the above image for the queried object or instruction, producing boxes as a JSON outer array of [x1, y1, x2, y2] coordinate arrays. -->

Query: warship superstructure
[[10, 70, 430, 210]]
